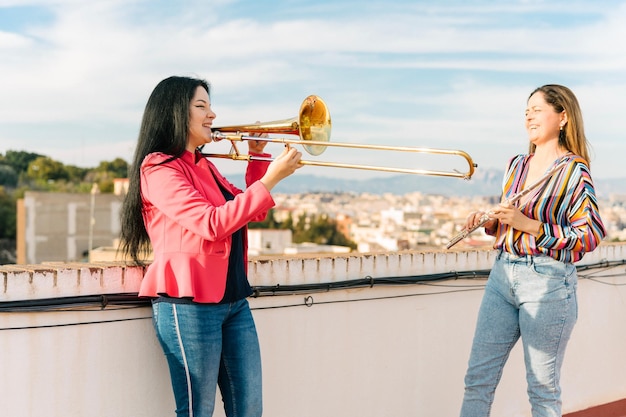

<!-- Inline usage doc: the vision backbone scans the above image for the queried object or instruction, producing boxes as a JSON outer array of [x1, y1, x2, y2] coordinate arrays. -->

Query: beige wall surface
[[17, 191, 123, 264]]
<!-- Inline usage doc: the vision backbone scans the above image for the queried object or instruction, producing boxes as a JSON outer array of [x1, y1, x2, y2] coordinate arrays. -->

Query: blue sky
[[1, 0, 625, 181]]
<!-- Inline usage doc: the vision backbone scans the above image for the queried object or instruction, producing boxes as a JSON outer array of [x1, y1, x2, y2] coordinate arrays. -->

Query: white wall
[[1, 245, 625, 417]]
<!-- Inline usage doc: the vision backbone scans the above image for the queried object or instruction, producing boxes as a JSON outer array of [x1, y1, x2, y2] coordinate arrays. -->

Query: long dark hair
[[119, 76, 211, 263], [527, 84, 590, 166]]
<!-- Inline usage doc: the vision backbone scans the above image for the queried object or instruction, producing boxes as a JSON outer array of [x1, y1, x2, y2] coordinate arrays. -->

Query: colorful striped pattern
[[493, 154, 606, 263]]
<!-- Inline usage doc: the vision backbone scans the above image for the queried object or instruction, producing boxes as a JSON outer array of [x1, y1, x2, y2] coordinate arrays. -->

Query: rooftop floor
[[564, 399, 626, 417]]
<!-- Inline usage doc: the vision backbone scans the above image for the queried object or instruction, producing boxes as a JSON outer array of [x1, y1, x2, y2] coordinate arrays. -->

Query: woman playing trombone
[[120, 75, 302, 417]]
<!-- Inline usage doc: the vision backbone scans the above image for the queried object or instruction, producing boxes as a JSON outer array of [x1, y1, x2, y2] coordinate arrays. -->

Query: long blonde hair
[[527, 84, 591, 166]]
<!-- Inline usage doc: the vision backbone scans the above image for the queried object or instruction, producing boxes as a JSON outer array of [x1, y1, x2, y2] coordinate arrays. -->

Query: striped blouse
[[489, 153, 606, 263]]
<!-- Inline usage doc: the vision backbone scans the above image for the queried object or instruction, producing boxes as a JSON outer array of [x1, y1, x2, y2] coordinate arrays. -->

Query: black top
[[217, 183, 253, 303]]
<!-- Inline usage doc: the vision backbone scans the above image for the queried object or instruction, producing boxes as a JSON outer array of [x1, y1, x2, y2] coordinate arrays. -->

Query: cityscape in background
[[8, 172, 626, 265], [268, 190, 626, 252]]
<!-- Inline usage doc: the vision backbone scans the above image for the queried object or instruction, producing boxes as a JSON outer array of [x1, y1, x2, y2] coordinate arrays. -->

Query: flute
[[445, 159, 569, 249]]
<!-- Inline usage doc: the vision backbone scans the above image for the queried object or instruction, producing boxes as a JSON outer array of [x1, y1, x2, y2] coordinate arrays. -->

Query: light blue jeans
[[460, 251, 578, 417], [152, 298, 262, 417]]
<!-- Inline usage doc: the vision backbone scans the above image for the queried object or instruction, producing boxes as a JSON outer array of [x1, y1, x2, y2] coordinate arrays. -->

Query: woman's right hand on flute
[[464, 211, 497, 232]]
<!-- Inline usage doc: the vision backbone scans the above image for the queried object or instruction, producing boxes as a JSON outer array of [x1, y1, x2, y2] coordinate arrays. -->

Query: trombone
[[201, 95, 478, 179]]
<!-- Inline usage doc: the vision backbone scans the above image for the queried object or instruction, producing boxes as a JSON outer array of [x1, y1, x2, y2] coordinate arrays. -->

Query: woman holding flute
[[459, 84, 606, 417]]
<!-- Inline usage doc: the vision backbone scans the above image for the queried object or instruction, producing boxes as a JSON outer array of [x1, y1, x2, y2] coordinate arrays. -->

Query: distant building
[[15, 189, 351, 265], [284, 242, 351, 255], [113, 178, 129, 196], [17, 191, 123, 264], [248, 229, 352, 256], [248, 229, 293, 256]]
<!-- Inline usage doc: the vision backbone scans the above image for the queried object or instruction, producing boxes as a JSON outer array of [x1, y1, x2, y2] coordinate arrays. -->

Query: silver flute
[[445, 159, 569, 249]]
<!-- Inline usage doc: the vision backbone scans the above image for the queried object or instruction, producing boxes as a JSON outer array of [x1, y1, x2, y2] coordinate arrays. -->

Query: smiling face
[[187, 86, 216, 152], [525, 91, 567, 148]]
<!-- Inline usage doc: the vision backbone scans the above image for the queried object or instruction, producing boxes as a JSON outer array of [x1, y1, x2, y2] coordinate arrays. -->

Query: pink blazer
[[138, 150, 274, 303]]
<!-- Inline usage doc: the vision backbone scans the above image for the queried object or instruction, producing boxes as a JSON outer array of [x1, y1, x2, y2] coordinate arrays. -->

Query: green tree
[[0, 164, 18, 187], [0, 186, 16, 239], [249, 210, 355, 248], [293, 213, 357, 249], [97, 179, 114, 193], [291, 213, 309, 237], [249, 208, 282, 229], [26, 156, 70, 182], [64, 165, 90, 183], [282, 212, 294, 230], [1, 150, 43, 175], [96, 158, 129, 178]]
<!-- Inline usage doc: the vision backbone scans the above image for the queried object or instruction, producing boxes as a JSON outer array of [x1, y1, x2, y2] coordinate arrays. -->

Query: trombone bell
[[211, 95, 331, 156]]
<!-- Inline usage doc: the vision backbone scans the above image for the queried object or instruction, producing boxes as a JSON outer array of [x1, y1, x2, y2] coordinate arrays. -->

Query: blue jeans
[[460, 251, 578, 417], [152, 298, 262, 417]]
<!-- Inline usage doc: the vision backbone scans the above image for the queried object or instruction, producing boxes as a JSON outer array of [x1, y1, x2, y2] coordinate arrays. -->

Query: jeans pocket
[[531, 257, 567, 280], [528, 257, 577, 303]]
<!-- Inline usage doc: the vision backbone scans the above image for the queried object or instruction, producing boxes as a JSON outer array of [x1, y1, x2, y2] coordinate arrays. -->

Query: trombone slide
[[206, 133, 478, 179]]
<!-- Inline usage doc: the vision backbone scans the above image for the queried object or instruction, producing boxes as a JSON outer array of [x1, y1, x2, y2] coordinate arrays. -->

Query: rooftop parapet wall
[[1, 244, 624, 303], [1, 244, 625, 417]]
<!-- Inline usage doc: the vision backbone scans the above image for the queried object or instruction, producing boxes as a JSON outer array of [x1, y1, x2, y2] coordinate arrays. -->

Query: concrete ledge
[[1, 244, 624, 303]]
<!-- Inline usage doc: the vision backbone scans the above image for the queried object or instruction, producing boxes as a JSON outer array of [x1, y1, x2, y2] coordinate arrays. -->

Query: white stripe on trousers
[[172, 304, 194, 417]]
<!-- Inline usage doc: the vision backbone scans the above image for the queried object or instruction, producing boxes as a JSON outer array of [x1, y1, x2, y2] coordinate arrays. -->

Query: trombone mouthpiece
[[211, 131, 226, 142]]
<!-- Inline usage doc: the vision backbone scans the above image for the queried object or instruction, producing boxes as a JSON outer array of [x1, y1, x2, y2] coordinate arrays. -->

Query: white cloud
[[1, 0, 625, 180]]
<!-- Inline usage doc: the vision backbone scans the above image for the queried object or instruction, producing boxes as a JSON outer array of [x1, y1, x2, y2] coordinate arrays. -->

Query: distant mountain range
[[233, 168, 626, 197]]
